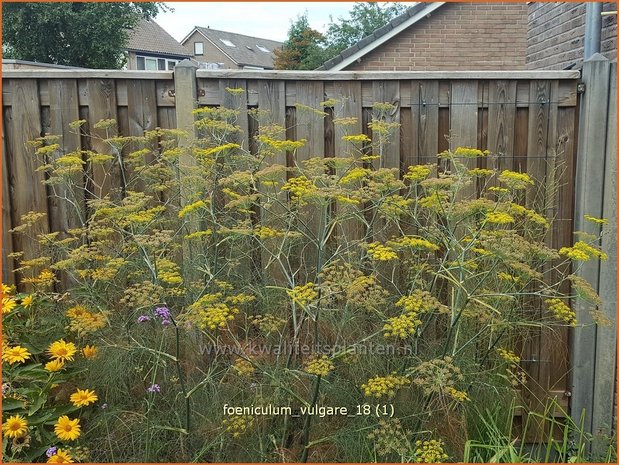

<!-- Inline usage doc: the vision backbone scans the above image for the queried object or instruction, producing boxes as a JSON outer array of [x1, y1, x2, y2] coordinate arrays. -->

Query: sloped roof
[[127, 19, 191, 58], [185, 27, 283, 69], [319, 2, 445, 70]]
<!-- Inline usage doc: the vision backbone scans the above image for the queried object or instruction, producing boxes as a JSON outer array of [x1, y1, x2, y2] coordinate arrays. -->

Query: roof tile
[[127, 19, 191, 58]]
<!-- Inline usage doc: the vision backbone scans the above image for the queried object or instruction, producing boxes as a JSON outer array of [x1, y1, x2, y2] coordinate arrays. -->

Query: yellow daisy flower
[[81, 345, 98, 359], [54, 416, 81, 441], [69, 388, 98, 407], [2, 297, 17, 314], [45, 359, 66, 372], [47, 449, 74, 463], [21, 294, 35, 308], [1, 283, 15, 296], [2, 345, 32, 365], [47, 340, 77, 362], [2, 414, 28, 438]]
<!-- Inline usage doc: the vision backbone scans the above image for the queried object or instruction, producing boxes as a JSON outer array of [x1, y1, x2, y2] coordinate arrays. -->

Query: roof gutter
[[327, 2, 445, 71]]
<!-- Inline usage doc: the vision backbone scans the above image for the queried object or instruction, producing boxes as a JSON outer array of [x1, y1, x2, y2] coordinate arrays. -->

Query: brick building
[[526, 2, 617, 70], [320, 2, 528, 71]]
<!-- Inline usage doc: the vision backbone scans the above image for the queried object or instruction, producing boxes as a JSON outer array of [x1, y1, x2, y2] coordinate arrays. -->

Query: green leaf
[[1, 397, 26, 411], [28, 393, 47, 415]]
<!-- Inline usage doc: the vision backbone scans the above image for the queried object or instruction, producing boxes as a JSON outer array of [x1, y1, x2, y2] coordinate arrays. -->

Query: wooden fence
[[2, 67, 584, 426]]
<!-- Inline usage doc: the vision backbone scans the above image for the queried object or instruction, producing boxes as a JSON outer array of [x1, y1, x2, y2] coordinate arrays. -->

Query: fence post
[[173, 60, 200, 284], [173, 59, 199, 193], [571, 53, 616, 450]]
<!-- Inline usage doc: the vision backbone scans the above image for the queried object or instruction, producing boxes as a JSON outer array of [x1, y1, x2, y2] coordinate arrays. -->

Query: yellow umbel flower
[[559, 241, 608, 261], [361, 374, 409, 398], [404, 164, 433, 182], [54, 416, 81, 441], [384, 313, 422, 339], [447, 387, 471, 402], [45, 359, 66, 372], [2, 297, 17, 314], [178, 200, 207, 218], [546, 298, 577, 326], [82, 345, 98, 359], [223, 415, 254, 438], [453, 147, 488, 158], [202, 303, 238, 330], [281, 176, 315, 201], [366, 242, 398, 261], [48, 340, 77, 362], [66, 306, 108, 336], [342, 134, 371, 143], [304, 355, 334, 377], [469, 168, 495, 177], [2, 414, 28, 438], [2, 345, 31, 365], [21, 294, 34, 308], [339, 167, 370, 185], [47, 449, 74, 463], [69, 388, 98, 407], [414, 439, 449, 463], [287, 283, 318, 307], [498, 169, 534, 189], [584, 214, 608, 225], [485, 212, 514, 224], [497, 348, 521, 364], [233, 358, 255, 377], [254, 225, 284, 239], [389, 236, 439, 252]]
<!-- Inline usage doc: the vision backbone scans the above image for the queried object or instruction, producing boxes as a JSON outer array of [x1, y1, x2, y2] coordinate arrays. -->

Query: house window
[[256, 44, 270, 53], [136, 56, 158, 70], [219, 38, 236, 47], [136, 55, 177, 71], [194, 42, 204, 55]]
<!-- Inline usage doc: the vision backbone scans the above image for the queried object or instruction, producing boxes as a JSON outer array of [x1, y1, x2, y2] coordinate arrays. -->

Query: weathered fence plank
[[450, 80, 479, 198], [333, 81, 365, 245], [87, 79, 119, 199], [7, 80, 50, 287], [592, 60, 617, 447], [2, 120, 14, 285]]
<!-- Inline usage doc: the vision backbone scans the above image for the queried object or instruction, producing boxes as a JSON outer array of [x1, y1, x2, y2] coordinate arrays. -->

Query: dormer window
[[220, 39, 235, 47]]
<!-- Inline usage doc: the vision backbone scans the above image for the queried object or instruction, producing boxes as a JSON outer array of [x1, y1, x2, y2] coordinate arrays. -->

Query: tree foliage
[[273, 13, 328, 70], [2, 2, 164, 69], [325, 2, 408, 53], [275, 2, 408, 70]]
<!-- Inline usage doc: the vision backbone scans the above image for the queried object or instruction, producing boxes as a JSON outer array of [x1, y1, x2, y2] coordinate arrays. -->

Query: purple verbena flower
[[46, 447, 58, 458], [147, 383, 161, 393], [137, 315, 151, 323], [154, 306, 173, 325]]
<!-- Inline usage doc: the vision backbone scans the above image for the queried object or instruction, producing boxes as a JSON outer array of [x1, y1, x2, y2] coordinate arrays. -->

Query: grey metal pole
[[584, 2, 603, 59]]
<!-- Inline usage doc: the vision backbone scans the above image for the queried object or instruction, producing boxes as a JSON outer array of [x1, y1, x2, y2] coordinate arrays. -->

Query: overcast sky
[[156, 2, 416, 43]]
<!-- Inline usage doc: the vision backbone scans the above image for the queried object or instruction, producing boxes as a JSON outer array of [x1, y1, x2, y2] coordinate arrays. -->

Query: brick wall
[[527, 2, 617, 70], [183, 31, 239, 69], [345, 2, 528, 71]]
